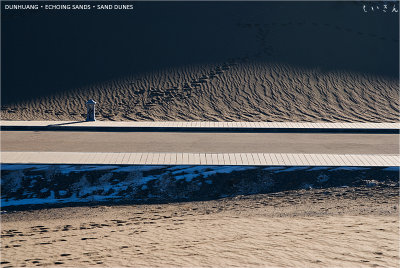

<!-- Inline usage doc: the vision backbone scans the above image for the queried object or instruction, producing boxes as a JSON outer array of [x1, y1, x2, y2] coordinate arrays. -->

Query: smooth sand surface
[[1, 186, 398, 267], [2, 131, 399, 154]]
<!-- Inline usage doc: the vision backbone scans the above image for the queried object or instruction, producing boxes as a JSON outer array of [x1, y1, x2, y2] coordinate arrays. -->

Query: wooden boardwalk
[[2, 121, 399, 129], [2, 121, 398, 166], [1, 121, 399, 133], [2, 152, 399, 166]]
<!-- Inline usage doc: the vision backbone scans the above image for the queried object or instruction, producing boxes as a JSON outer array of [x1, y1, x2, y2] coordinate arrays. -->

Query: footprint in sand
[[1, 234, 14, 238], [60, 253, 71, 257], [112, 219, 127, 224]]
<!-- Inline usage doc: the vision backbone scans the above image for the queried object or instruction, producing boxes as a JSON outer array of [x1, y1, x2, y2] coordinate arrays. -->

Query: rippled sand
[[2, 2, 398, 122], [2, 186, 398, 267], [2, 62, 399, 122]]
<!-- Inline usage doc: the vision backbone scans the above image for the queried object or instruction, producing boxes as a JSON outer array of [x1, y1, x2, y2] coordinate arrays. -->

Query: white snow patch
[[173, 166, 255, 181]]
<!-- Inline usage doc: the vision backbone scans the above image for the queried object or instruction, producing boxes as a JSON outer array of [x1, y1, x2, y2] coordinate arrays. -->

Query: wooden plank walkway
[[2, 121, 399, 129], [1, 152, 399, 166]]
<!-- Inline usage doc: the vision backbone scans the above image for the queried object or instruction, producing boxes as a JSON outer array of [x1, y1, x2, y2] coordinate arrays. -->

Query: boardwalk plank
[[252, 153, 262, 165], [138, 153, 148, 164], [193, 153, 201, 165], [359, 155, 377, 166], [266, 153, 278, 165], [211, 154, 219, 165], [2, 152, 399, 167], [296, 154, 310, 166], [130, 153, 142, 164], [2, 121, 399, 130], [222, 153, 230, 165], [346, 155, 363, 166], [163, 153, 172, 165], [275, 154, 286, 166], [284, 154, 298, 166], [217, 154, 225, 165], [240, 153, 249, 165], [205, 154, 213, 165], [245, 153, 255, 165], [352, 154, 369, 166], [386, 155, 399, 166], [370, 155, 386, 167], [182, 153, 190, 164], [157, 153, 165, 165], [228, 153, 237, 165], [257, 153, 267, 165]]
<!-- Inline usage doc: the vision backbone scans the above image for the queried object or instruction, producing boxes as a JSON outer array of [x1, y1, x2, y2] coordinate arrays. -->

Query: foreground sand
[[1, 186, 398, 267]]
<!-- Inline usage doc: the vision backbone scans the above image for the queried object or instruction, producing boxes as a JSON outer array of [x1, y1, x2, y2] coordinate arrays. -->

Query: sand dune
[[1, 186, 398, 267], [2, 2, 398, 122], [3, 165, 398, 266], [2, 62, 398, 122]]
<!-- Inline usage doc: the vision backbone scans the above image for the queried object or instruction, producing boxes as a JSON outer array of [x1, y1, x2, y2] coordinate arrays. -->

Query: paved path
[[2, 152, 398, 166], [1, 121, 399, 133], [2, 121, 398, 166], [2, 131, 398, 154]]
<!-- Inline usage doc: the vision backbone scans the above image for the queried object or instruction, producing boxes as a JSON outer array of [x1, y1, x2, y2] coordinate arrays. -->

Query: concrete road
[[1, 131, 398, 154]]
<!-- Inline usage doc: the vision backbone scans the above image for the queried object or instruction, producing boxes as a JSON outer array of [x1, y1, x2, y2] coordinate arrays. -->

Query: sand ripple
[[2, 62, 398, 122], [1, 187, 398, 267]]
